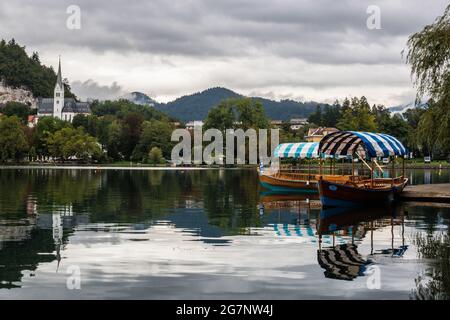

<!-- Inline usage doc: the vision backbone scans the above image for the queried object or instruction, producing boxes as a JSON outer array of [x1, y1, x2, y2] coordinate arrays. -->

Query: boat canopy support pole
[[392, 156, 395, 186], [373, 159, 384, 176], [356, 152, 372, 172], [308, 159, 311, 182], [371, 159, 375, 188], [402, 156, 405, 179], [351, 156, 355, 177]]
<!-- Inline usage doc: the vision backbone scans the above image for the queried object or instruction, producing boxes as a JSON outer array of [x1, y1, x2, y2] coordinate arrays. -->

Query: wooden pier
[[400, 184, 450, 203]]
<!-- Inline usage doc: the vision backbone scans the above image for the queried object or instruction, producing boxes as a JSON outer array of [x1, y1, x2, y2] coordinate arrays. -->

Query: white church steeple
[[53, 56, 64, 119]]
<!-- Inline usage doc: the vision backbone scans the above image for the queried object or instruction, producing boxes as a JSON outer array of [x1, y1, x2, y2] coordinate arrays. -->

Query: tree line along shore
[[0, 4, 449, 165]]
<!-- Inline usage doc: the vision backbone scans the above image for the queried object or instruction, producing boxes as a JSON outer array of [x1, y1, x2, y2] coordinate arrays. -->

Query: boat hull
[[318, 179, 404, 208], [258, 173, 318, 193]]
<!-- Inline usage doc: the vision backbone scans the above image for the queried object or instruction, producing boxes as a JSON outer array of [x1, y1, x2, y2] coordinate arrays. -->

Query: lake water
[[0, 168, 449, 299]]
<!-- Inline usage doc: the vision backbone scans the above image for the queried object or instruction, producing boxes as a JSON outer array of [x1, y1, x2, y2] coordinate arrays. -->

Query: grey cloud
[[1, 0, 447, 64], [387, 89, 417, 106], [71, 79, 124, 101], [0, 0, 447, 106], [247, 90, 306, 102]]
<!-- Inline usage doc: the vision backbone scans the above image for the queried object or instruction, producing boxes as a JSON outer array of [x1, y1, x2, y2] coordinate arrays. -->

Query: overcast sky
[[0, 0, 447, 105]]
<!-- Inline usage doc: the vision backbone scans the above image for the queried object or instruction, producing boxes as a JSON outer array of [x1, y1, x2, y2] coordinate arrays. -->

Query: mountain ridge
[[125, 87, 329, 122]]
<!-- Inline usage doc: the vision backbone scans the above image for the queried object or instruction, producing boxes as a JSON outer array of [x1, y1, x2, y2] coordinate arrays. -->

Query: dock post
[[370, 222, 374, 255]]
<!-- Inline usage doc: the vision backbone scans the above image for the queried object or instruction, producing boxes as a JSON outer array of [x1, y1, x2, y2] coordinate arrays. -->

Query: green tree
[[308, 105, 322, 125], [119, 113, 144, 160], [106, 120, 122, 160], [46, 127, 101, 162], [2, 102, 30, 123], [0, 116, 29, 162], [34, 116, 69, 157], [337, 96, 377, 131], [0, 38, 76, 98], [204, 97, 270, 131], [148, 147, 163, 164], [235, 98, 269, 130], [91, 99, 171, 122], [307, 102, 341, 127], [403, 107, 426, 155], [72, 114, 89, 131], [72, 114, 98, 137], [131, 120, 173, 161], [321, 103, 341, 127], [204, 100, 235, 132], [96, 115, 115, 147]]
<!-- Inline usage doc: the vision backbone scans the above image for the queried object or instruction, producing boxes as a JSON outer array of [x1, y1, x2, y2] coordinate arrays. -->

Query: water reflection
[[261, 191, 450, 299], [317, 206, 407, 281], [411, 220, 450, 299], [0, 168, 449, 299]]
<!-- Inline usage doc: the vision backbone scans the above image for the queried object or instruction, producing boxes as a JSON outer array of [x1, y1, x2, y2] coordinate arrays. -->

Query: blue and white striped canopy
[[319, 131, 408, 158], [274, 142, 319, 159]]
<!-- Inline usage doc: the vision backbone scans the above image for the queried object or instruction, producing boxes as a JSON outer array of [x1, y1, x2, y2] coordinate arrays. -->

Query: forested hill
[[0, 38, 75, 99], [154, 87, 241, 122], [154, 87, 326, 121]]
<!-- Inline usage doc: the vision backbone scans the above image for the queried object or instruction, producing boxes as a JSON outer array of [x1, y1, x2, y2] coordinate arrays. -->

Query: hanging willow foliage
[[405, 4, 450, 102], [404, 4, 450, 156]]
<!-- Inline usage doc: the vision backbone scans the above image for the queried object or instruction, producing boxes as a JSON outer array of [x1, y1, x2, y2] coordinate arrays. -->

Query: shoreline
[[0, 164, 255, 171], [0, 163, 449, 170]]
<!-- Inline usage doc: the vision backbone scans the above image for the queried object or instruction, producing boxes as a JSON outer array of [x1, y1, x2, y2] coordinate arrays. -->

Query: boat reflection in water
[[317, 206, 407, 281], [259, 192, 408, 281]]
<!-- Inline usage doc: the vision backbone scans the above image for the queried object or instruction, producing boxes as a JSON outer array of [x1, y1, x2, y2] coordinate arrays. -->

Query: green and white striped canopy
[[274, 142, 319, 159]]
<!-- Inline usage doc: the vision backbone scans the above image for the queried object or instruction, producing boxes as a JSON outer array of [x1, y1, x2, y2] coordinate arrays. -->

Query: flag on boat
[[319, 131, 408, 158], [274, 142, 319, 159]]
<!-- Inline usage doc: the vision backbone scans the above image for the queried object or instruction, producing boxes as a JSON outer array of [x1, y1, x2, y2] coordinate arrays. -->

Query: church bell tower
[[53, 57, 64, 119]]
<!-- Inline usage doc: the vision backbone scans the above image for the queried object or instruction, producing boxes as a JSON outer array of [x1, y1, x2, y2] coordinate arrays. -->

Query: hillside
[[154, 87, 324, 122], [121, 91, 157, 107], [0, 38, 75, 100]]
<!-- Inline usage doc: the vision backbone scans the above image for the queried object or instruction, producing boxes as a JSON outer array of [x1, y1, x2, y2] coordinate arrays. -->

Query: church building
[[37, 58, 91, 122]]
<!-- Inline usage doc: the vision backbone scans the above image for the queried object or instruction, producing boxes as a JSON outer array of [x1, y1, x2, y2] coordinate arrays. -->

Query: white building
[[185, 120, 204, 130], [289, 118, 309, 130], [37, 58, 91, 122]]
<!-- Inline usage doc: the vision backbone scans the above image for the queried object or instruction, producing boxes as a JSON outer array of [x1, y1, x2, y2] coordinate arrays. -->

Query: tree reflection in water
[[412, 230, 450, 300], [0, 168, 449, 296]]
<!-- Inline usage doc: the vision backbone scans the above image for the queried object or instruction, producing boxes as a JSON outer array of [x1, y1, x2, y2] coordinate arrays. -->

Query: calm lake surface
[[0, 168, 449, 299]]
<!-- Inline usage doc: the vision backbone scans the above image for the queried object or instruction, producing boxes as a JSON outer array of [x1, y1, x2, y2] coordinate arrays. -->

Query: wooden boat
[[259, 142, 365, 193], [258, 142, 323, 192], [258, 168, 359, 193], [258, 169, 318, 192], [318, 176, 408, 207], [317, 131, 409, 208]]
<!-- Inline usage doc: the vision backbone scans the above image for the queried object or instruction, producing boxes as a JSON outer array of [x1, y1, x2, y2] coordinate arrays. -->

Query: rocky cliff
[[0, 81, 37, 108]]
